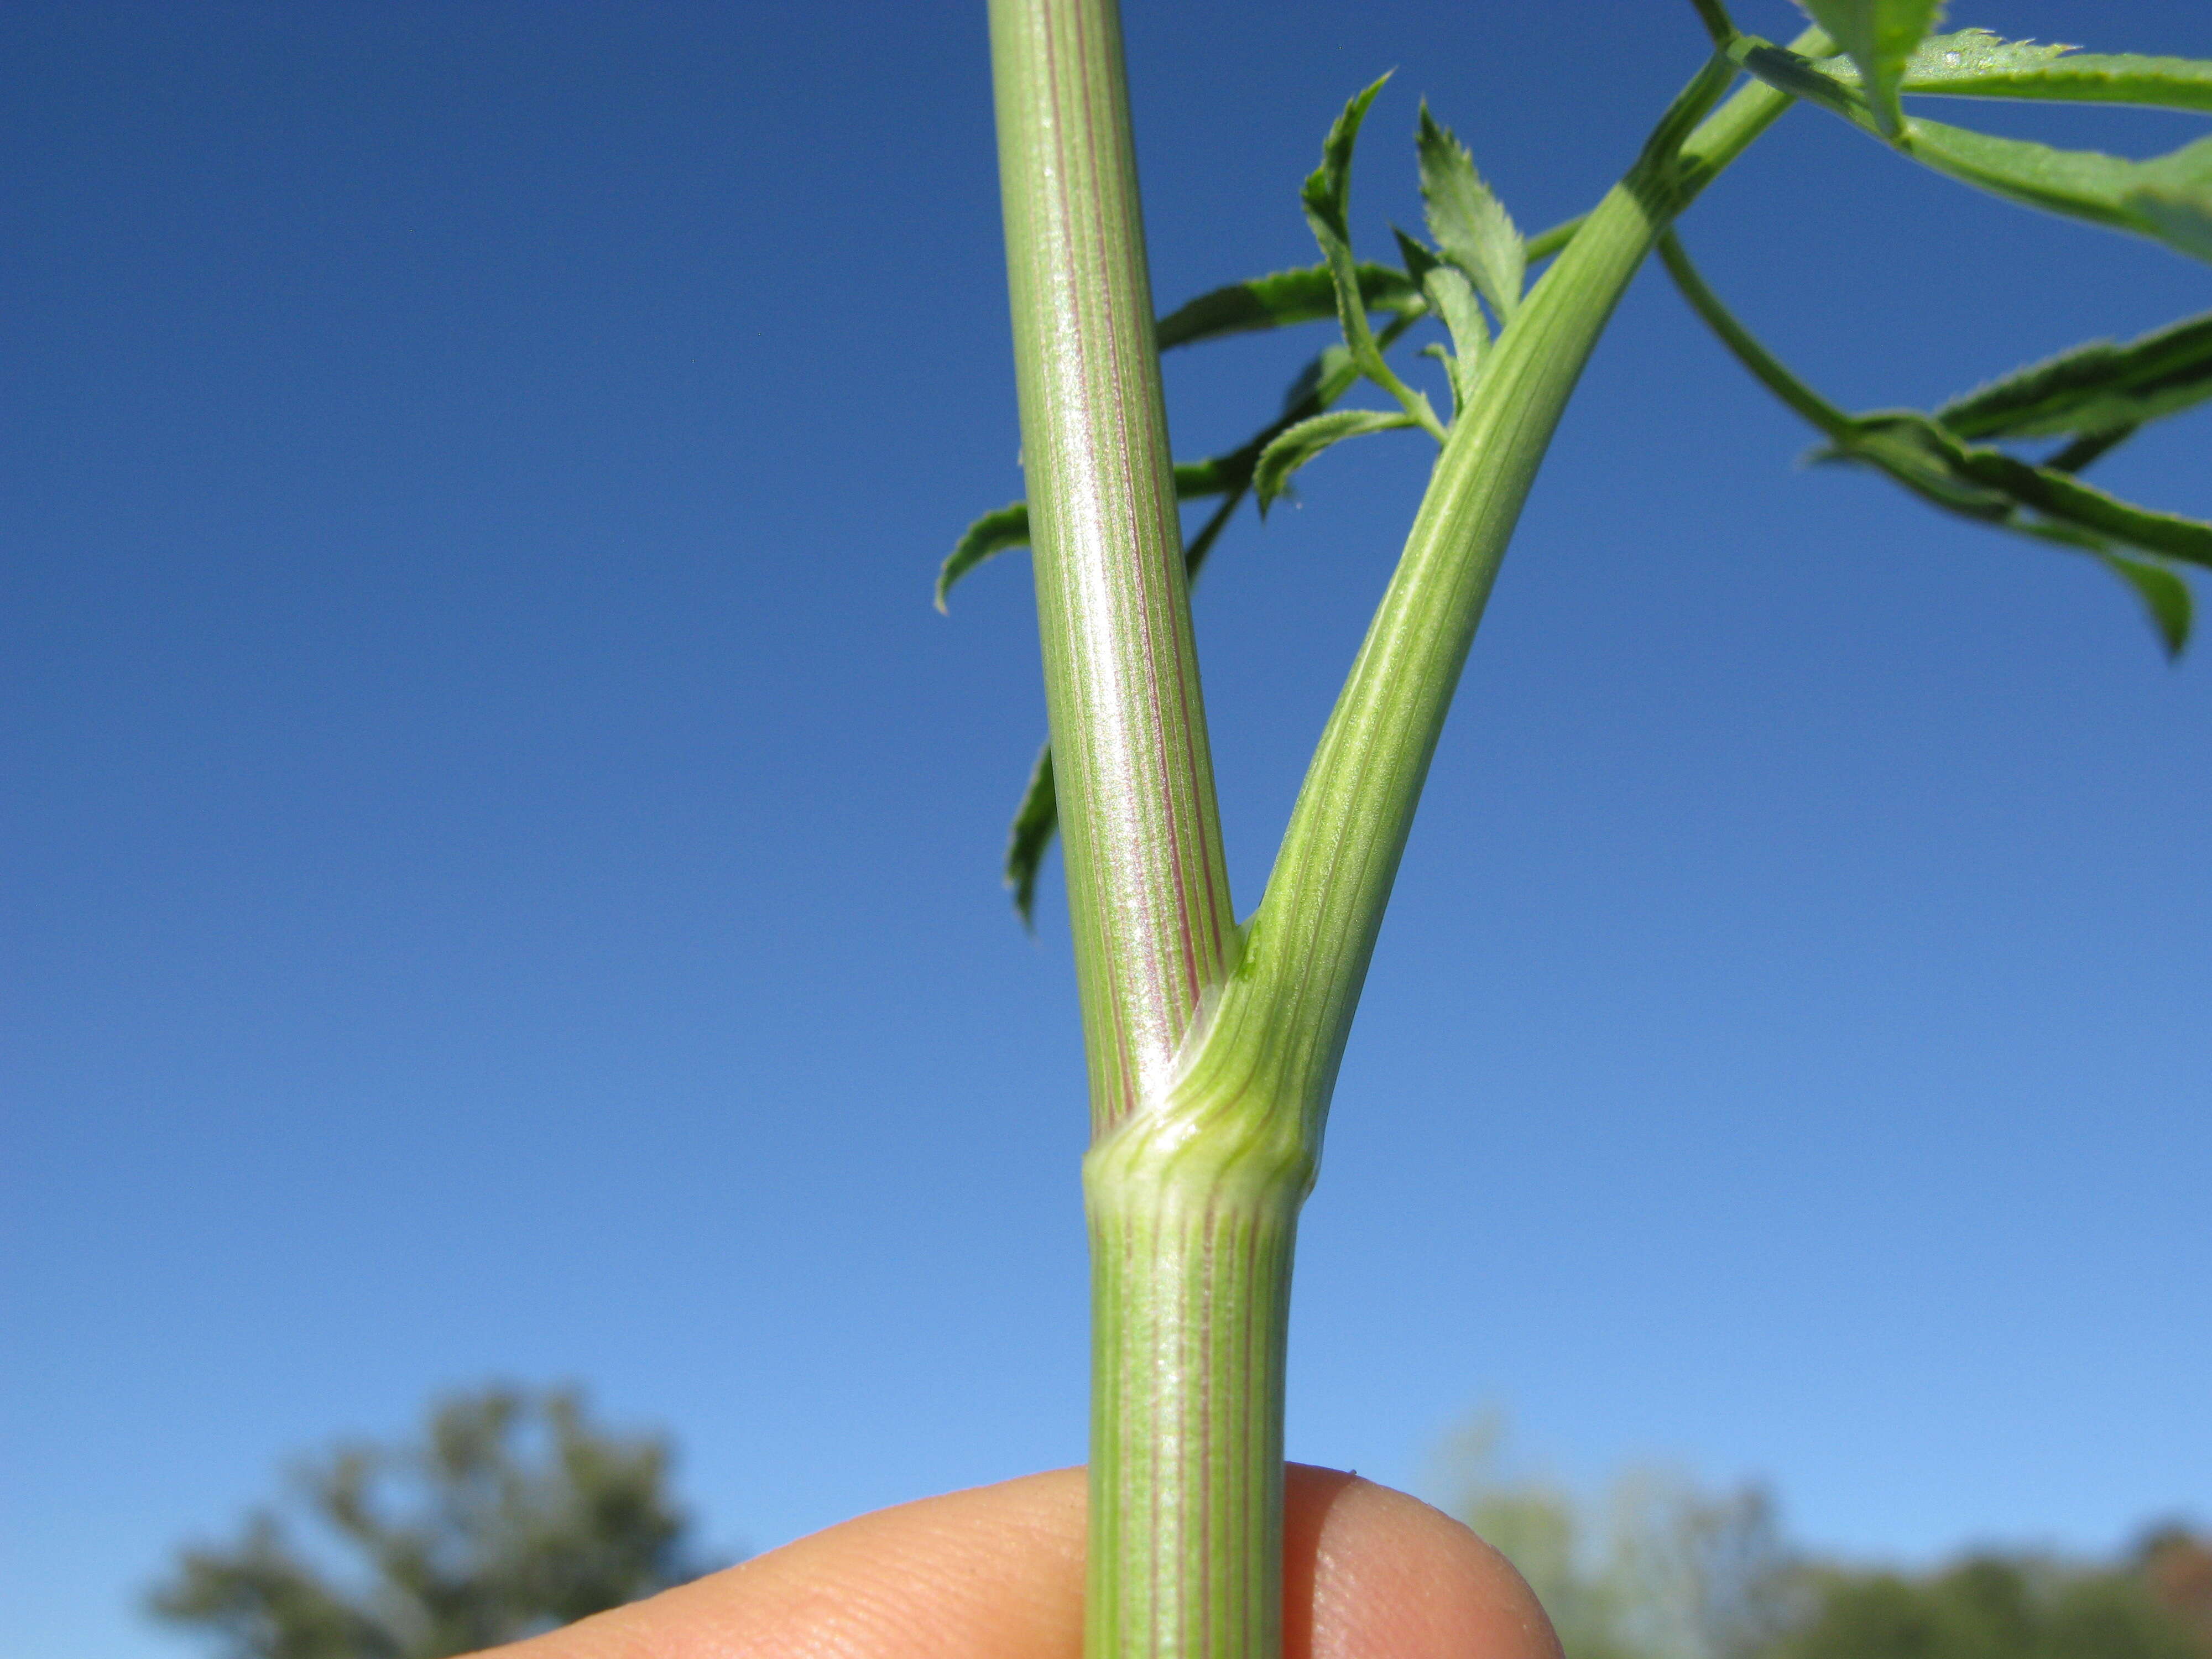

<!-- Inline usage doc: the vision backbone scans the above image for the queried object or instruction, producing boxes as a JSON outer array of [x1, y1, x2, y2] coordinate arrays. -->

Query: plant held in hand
[[945, 2, 2212, 1655]]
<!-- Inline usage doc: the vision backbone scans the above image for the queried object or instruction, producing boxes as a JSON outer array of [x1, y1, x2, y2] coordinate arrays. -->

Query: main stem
[[989, 7, 1817, 1655], [988, 3, 1285, 1651], [989, 0, 1239, 1138]]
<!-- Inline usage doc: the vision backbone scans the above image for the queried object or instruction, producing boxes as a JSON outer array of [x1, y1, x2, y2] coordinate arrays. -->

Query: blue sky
[[4, 3, 2208, 1656]]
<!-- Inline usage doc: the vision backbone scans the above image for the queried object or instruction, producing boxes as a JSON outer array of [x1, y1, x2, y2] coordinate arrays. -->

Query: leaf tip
[[1003, 744, 1058, 931]]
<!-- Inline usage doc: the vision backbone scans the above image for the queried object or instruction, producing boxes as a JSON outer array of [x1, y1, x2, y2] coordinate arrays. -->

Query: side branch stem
[[1225, 41, 1819, 1140], [1656, 229, 1857, 439]]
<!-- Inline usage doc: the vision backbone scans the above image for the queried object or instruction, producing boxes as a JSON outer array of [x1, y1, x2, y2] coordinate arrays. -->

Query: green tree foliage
[[1775, 1554, 2203, 1659], [1443, 1417, 1802, 1659], [2142, 1528, 2212, 1653], [147, 1386, 718, 1659], [1446, 1422, 2210, 1659]]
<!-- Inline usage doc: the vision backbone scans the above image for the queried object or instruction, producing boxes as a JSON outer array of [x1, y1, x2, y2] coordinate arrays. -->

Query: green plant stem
[[988, 0, 1240, 1138], [1091, 41, 1818, 1659], [987, 4, 1275, 1651], [1689, 0, 1740, 51], [1193, 40, 1822, 1178], [2046, 424, 2137, 474], [991, 13, 1822, 1659], [1656, 228, 1857, 440], [1525, 211, 1589, 263], [1084, 1164, 1301, 1659]]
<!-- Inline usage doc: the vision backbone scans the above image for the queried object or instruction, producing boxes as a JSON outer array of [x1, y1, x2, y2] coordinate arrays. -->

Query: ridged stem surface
[[987, 15, 1818, 1659], [989, 0, 1238, 1138], [1084, 1168, 1301, 1659]]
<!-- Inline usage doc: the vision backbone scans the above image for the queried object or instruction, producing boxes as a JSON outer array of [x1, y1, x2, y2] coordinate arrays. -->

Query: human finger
[[494, 1462, 1559, 1659]]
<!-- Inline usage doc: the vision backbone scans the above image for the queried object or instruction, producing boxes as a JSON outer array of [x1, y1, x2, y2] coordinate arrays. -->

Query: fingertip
[[1286, 1464, 1562, 1659]]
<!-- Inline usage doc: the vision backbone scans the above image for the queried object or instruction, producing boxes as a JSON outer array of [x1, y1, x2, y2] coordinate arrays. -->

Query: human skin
[[490, 1463, 1562, 1659]]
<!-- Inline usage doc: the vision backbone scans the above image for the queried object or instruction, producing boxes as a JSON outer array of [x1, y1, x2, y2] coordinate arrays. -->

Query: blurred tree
[[1772, 1552, 2204, 1659], [147, 1385, 719, 1659], [1444, 1418, 2209, 1659], [1443, 1415, 1801, 1659], [2140, 1526, 2212, 1652]]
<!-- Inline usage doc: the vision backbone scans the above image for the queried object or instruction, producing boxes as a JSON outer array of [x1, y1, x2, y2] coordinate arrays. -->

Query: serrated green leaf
[[1796, 0, 1948, 136], [1822, 412, 2205, 654], [1823, 415, 2015, 517], [1298, 79, 1446, 441], [1904, 118, 2157, 228], [1254, 409, 1416, 513], [1144, 226, 1578, 358], [2095, 551, 2193, 657], [1391, 227, 1485, 410], [1391, 225, 1439, 286], [1302, 76, 1390, 244], [2131, 140, 2212, 260], [1301, 78, 1391, 362], [1417, 344, 1458, 419], [1871, 29, 2212, 113], [1906, 122, 2212, 266], [1936, 309, 2212, 441], [1823, 411, 2212, 568], [1737, 30, 2212, 264], [1004, 742, 1057, 929], [1155, 263, 1420, 352], [1425, 267, 1486, 409], [1421, 264, 1487, 358], [1952, 444, 2212, 567], [1415, 102, 1524, 322], [1279, 343, 1359, 416], [1663, 220, 2201, 659], [935, 501, 1032, 612]]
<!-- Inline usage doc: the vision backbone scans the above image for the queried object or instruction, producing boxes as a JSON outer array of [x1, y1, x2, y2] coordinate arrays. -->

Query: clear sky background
[[4, 3, 2208, 1656]]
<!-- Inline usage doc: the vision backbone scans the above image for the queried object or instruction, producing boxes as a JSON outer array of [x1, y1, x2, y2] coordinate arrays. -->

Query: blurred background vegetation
[[145, 1387, 719, 1659], [149, 1391, 2208, 1659], [1442, 1415, 2212, 1659]]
